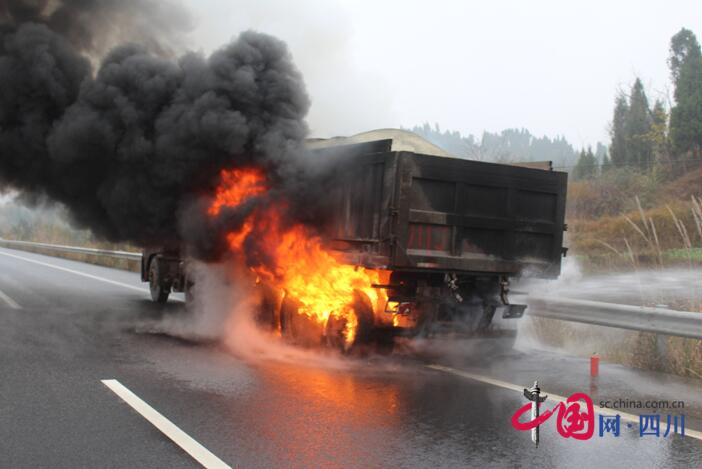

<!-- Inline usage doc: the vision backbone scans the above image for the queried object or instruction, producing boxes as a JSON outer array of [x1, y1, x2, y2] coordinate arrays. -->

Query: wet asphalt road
[[1, 246, 702, 468]]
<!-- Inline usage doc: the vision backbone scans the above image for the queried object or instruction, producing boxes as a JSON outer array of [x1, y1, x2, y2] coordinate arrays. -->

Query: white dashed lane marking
[[102, 379, 231, 469], [0, 287, 20, 309]]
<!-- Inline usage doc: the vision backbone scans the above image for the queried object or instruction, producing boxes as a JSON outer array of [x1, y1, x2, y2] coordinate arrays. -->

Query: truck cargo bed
[[320, 140, 567, 278]]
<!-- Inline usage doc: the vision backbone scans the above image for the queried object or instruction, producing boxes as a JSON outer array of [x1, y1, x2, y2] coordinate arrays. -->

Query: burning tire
[[148, 257, 170, 303], [324, 290, 374, 353], [256, 284, 281, 331], [279, 295, 325, 346], [279, 290, 375, 353]]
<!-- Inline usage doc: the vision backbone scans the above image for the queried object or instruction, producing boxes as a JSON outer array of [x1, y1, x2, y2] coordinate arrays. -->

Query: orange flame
[[208, 168, 267, 216], [209, 168, 387, 348]]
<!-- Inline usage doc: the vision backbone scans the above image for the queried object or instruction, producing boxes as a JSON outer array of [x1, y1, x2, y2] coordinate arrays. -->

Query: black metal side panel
[[392, 152, 567, 278], [325, 151, 397, 267]]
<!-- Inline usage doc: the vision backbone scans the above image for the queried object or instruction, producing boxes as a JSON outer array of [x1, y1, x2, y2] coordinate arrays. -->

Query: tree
[[648, 99, 669, 165], [610, 93, 629, 168], [626, 78, 653, 169], [573, 147, 598, 180], [595, 143, 611, 173], [668, 28, 701, 84], [669, 29, 702, 158], [609, 79, 656, 171]]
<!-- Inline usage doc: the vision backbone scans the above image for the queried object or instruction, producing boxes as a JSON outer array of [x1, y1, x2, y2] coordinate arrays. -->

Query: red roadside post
[[590, 353, 600, 377]]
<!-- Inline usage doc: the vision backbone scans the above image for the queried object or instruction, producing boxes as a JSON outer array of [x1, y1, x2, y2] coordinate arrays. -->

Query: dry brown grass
[[567, 166, 702, 271], [524, 317, 702, 380], [569, 201, 697, 268], [662, 166, 702, 201], [567, 168, 661, 220]]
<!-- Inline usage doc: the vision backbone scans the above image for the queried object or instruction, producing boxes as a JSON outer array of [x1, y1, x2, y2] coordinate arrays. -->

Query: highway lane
[[1, 246, 702, 468]]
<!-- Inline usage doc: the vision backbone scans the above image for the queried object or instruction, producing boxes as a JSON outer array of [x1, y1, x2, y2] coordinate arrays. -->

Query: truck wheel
[[279, 295, 325, 346], [184, 281, 194, 304], [279, 295, 298, 338], [476, 304, 497, 332], [325, 290, 374, 353], [256, 284, 279, 331], [148, 258, 170, 303]]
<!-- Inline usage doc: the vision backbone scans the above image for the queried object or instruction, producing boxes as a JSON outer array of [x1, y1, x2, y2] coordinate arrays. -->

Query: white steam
[[138, 260, 357, 370]]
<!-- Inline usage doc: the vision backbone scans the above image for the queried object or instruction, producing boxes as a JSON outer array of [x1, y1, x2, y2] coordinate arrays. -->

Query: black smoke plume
[[0, 1, 312, 260], [0, 0, 191, 55]]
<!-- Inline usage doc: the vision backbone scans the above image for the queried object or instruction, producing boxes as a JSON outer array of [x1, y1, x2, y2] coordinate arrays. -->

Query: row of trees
[[572, 147, 600, 180], [409, 124, 582, 168], [574, 27, 702, 180], [608, 79, 667, 170]]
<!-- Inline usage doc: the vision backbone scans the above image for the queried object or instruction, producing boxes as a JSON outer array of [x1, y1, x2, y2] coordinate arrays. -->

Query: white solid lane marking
[[427, 364, 702, 441], [0, 287, 20, 309], [101, 379, 231, 469], [0, 249, 185, 302]]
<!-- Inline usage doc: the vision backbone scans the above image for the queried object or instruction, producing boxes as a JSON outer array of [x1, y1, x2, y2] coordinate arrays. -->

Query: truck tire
[[256, 284, 279, 331], [476, 304, 497, 332], [279, 295, 325, 346], [184, 280, 194, 305], [325, 290, 374, 353], [184, 286, 193, 304], [279, 295, 297, 338], [148, 257, 170, 303]]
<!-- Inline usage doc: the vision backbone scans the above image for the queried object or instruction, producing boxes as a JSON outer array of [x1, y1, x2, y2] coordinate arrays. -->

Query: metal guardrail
[[0, 238, 141, 261], [528, 296, 702, 340]]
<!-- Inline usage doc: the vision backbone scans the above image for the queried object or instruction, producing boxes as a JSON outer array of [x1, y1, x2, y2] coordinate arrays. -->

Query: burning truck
[[141, 130, 568, 352], [0, 15, 565, 353]]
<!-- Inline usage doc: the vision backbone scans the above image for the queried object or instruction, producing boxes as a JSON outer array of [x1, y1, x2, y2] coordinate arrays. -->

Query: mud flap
[[502, 304, 527, 319]]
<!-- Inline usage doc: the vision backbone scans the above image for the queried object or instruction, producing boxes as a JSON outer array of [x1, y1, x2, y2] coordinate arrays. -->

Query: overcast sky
[[183, 1, 699, 149]]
